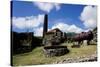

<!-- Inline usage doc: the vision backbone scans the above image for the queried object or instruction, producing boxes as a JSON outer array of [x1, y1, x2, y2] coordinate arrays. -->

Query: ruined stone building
[[12, 32, 33, 54], [43, 28, 66, 46]]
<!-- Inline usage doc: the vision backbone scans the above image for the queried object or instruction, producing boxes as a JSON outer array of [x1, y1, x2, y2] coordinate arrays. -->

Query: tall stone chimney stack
[[43, 14, 48, 38]]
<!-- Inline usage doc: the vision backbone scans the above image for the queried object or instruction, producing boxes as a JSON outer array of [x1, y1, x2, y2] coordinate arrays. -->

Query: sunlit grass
[[13, 42, 97, 66]]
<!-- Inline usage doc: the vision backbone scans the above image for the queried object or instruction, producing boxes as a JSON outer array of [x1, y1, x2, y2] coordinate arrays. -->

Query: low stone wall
[[43, 46, 69, 57]]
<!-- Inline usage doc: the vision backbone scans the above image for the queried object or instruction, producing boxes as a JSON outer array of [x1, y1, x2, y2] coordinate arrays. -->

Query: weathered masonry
[[43, 28, 64, 46]]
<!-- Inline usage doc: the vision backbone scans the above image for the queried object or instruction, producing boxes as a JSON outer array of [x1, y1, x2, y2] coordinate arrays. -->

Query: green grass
[[13, 42, 97, 66]]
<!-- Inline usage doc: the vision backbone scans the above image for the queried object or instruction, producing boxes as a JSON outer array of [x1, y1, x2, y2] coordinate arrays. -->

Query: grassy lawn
[[13, 42, 97, 66]]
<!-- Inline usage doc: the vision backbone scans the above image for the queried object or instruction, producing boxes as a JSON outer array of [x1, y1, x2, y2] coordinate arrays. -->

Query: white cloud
[[12, 17, 26, 29], [52, 22, 68, 32], [12, 14, 45, 36], [12, 14, 44, 30], [33, 27, 43, 36], [80, 6, 97, 29], [52, 22, 84, 33], [33, 22, 84, 36], [34, 2, 61, 13], [67, 24, 84, 33]]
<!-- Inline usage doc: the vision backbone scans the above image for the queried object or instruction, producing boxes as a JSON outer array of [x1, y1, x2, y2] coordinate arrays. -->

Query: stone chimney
[[43, 14, 48, 38]]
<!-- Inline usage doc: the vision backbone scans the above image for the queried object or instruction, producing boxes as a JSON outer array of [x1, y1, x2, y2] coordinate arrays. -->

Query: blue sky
[[11, 1, 97, 36]]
